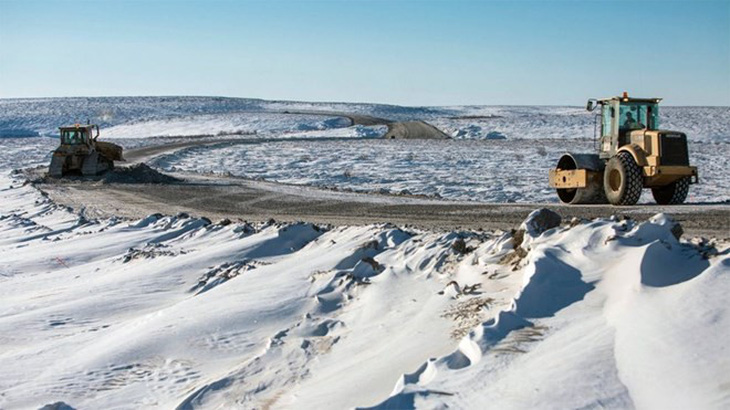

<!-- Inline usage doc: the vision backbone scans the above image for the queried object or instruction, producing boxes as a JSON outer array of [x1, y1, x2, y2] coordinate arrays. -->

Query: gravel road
[[31, 118, 730, 238], [35, 168, 729, 237]]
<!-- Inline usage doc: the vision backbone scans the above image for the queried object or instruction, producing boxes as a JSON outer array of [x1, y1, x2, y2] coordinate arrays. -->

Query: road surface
[[31, 114, 730, 237]]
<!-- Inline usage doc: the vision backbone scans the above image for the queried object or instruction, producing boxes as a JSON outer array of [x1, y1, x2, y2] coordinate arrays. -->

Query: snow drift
[[1, 174, 728, 409]]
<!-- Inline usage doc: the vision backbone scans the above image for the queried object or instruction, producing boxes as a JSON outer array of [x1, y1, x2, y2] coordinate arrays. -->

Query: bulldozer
[[49, 124, 124, 177], [549, 92, 698, 205]]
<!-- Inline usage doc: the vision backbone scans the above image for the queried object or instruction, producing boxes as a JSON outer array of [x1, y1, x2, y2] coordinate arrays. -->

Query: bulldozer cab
[[589, 94, 661, 159], [59, 125, 99, 146]]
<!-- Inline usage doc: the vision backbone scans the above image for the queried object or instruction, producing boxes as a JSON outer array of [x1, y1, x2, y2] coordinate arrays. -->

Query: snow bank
[[375, 214, 729, 410], [1, 173, 728, 409]]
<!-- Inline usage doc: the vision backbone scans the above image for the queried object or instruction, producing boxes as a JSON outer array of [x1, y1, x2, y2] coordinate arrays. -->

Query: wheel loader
[[49, 124, 124, 177], [549, 93, 698, 205]]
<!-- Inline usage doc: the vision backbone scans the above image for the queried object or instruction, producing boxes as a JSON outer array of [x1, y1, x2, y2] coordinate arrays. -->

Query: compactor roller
[[549, 93, 698, 205]]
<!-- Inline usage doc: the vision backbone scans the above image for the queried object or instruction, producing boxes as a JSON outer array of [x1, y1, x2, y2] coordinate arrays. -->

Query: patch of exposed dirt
[[22, 163, 180, 185], [101, 164, 181, 184], [443, 296, 495, 339]]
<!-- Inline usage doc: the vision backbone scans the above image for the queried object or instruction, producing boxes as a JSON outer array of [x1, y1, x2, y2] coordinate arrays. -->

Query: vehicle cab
[[59, 124, 98, 147]]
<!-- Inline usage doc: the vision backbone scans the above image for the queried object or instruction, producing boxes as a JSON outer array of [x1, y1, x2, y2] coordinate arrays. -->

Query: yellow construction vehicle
[[549, 93, 698, 205], [49, 124, 124, 177]]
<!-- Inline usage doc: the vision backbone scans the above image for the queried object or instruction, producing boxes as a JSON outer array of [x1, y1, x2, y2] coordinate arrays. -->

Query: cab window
[[619, 103, 659, 131], [61, 130, 85, 144], [601, 104, 612, 137]]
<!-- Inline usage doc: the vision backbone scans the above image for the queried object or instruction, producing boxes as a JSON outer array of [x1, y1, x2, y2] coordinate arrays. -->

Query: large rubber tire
[[604, 152, 643, 205], [652, 177, 690, 205]]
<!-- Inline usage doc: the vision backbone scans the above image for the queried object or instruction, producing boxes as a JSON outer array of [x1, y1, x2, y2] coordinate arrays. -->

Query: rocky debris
[[451, 237, 475, 255], [499, 210, 561, 269], [511, 229, 525, 249], [442, 296, 495, 339], [688, 237, 722, 259], [121, 243, 187, 263], [102, 163, 181, 184], [520, 208, 562, 238], [39, 402, 76, 410], [191, 259, 268, 294], [352, 257, 383, 278], [671, 223, 684, 240], [649, 213, 684, 240]]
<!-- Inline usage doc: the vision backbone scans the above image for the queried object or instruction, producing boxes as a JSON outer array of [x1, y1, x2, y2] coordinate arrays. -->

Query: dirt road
[[35, 164, 729, 238], [28, 120, 729, 237]]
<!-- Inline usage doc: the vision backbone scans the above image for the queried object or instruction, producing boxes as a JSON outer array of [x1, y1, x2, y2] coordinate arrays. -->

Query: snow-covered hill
[[1, 96, 728, 142], [1, 173, 728, 409]]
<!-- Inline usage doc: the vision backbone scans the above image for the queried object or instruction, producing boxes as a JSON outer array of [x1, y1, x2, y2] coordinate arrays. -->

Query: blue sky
[[1, 0, 728, 106]]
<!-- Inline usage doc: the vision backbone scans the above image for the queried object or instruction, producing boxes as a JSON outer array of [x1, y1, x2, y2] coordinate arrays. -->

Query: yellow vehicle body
[[49, 124, 124, 177], [549, 93, 698, 205]]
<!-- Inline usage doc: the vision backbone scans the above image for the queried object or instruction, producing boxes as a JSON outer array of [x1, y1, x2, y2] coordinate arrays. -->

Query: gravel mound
[[383, 121, 451, 139], [102, 163, 181, 184]]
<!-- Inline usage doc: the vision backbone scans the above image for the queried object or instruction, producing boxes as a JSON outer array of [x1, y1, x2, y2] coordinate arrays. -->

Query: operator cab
[[618, 101, 659, 132], [59, 125, 99, 146], [587, 93, 663, 159], [60, 128, 88, 145]]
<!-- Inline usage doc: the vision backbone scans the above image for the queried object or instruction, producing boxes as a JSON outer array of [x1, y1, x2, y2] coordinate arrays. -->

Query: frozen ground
[[2, 96, 728, 204], [154, 138, 730, 204], [2, 97, 728, 142], [0, 97, 729, 409], [1, 173, 728, 409], [102, 113, 354, 139]]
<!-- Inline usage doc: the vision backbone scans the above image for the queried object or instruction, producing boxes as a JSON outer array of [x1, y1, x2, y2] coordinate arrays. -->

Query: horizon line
[[0, 94, 728, 109]]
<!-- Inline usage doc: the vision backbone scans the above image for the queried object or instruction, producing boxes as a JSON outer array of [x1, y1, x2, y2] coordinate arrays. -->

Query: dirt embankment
[[384, 121, 451, 139], [279, 110, 450, 139], [279, 110, 393, 127]]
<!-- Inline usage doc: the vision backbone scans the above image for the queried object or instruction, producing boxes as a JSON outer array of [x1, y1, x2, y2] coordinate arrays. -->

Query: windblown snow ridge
[[0, 175, 728, 410]]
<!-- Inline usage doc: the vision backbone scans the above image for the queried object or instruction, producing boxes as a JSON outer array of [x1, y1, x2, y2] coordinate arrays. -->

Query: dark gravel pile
[[102, 163, 181, 184]]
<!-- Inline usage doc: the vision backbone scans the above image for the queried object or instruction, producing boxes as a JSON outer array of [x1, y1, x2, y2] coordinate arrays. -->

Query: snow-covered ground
[[2, 96, 728, 204], [2, 97, 728, 142], [1, 173, 728, 409], [102, 113, 354, 139], [155, 138, 730, 204], [1, 97, 729, 408]]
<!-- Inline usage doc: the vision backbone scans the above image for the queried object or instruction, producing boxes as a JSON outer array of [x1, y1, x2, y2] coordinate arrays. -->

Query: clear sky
[[1, 0, 728, 106]]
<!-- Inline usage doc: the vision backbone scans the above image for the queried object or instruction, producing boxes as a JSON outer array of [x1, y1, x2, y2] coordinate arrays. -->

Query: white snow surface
[[2, 97, 728, 142], [101, 113, 354, 139], [2, 96, 728, 204], [154, 138, 730, 204], [1, 173, 729, 409]]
